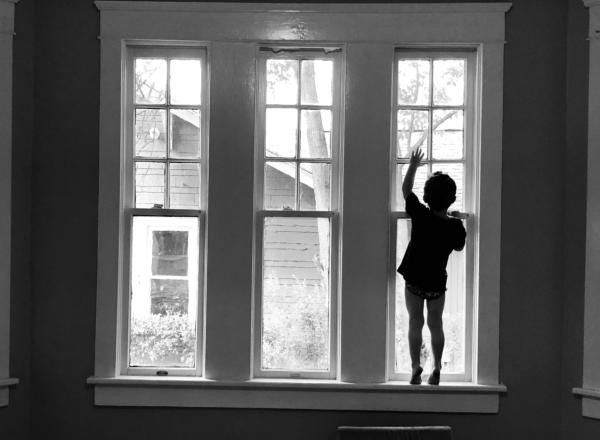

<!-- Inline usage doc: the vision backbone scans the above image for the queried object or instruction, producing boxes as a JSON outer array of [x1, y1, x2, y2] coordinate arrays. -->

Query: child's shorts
[[406, 282, 445, 301]]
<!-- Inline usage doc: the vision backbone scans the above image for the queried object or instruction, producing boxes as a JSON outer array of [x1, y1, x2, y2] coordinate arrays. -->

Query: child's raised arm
[[402, 148, 424, 199]]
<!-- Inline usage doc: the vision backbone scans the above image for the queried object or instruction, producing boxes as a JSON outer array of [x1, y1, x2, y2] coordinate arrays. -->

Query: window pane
[[397, 110, 429, 159], [169, 163, 200, 209], [398, 59, 430, 106], [301, 60, 333, 106], [170, 109, 201, 159], [130, 216, 199, 368], [396, 164, 428, 211], [135, 162, 165, 208], [267, 59, 298, 105], [433, 59, 465, 106], [299, 163, 330, 210], [265, 161, 296, 210], [262, 217, 331, 371], [432, 110, 464, 160], [135, 109, 166, 158], [266, 108, 297, 158], [135, 58, 167, 104], [395, 219, 466, 374], [151, 279, 189, 315], [300, 110, 331, 159], [431, 163, 464, 212], [152, 230, 188, 276], [170, 59, 201, 105]]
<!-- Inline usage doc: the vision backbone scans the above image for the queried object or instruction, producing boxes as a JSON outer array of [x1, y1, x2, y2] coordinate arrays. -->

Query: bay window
[[90, 1, 509, 412]]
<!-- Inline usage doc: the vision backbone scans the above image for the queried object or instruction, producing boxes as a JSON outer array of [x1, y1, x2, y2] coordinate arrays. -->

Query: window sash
[[120, 45, 208, 376], [388, 50, 477, 382], [253, 48, 343, 379]]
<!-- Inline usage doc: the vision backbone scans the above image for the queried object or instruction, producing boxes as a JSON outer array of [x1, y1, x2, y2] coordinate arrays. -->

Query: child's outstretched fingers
[[410, 147, 424, 166]]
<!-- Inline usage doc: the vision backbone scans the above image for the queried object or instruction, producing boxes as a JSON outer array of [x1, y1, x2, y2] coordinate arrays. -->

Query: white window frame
[[389, 50, 477, 383], [572, 0, 600, 419], [0, 0, 19, 408], [121, 44, 208, 377], [253, 47, 343, 380], [90, 1, 510, 413]]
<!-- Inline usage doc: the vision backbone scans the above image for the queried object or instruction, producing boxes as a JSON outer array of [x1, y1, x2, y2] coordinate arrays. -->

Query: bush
[[129, 313, 196, 367]]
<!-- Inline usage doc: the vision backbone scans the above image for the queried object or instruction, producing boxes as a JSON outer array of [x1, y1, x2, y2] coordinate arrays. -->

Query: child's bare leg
[[405, 287, 425, 373], [426, 294, 446, 371]]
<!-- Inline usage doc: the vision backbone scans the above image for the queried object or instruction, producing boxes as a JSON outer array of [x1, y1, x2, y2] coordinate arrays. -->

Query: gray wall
[[559, 0, 600, 438], [1, 0, 598, 439]]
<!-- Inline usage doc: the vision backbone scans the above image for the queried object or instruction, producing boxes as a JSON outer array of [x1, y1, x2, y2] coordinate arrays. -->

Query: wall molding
[[576, 0, 600, 420], [95, 1, 512, 14], [0, 0, 18, 408]]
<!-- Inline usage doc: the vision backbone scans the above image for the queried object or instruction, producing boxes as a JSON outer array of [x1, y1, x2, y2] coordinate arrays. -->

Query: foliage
[[130, 313, 196, 368], [262, 279, 329, 371]]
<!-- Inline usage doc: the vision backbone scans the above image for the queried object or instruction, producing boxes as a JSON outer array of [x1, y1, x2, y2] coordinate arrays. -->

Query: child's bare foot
[[427, 369, 440, 385], [409, 366, 423, 385]]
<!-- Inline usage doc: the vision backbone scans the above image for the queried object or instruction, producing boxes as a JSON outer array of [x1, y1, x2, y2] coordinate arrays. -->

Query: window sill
[[573, 387, 600, 419], [87, 376, 506, 412], [0, 378, 19, 407]]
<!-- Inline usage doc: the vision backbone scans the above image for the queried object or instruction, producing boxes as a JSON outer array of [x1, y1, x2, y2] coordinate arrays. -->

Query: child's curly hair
[[423, 171, 457, 211]]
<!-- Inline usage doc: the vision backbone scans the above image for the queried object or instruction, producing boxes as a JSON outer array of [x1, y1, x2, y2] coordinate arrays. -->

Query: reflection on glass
[[152, 230, 188, 276], [432, 110, 463, 160], [135, 109, 166, 158], [300, 110, 331, 158], [431, 163, 464, 212], [433, 59, 465, 106], [135, 58, 167, 104], [301, 60, 333, 106], [299, 163, 330, 210], [397, 110, 429, 159], [395, 219, 466, 374], [267, 59, 298, 105], [135, 162, 165, 208], [398, 59, 430, 106], [130, 216, 199, 368], [266, 108, 297, 158], [262, 217, 331, 371], [397, 164, 428, 211], [170, 59, 201, 105], [265, 162, 296, 210], [169, 163, 200, 209], [170, 109, 201, 159]]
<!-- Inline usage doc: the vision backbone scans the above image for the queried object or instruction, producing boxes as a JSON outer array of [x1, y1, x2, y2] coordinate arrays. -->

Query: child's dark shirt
[[397, 192, 466, 292]]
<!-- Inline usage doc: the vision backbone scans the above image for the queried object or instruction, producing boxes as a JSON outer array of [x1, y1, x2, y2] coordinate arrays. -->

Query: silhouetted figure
[[398, 148, 466, 385]]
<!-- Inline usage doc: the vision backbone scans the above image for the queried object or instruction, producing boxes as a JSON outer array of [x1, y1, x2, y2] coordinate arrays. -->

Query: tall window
[[254, 49, 342, 379], [389, 51, 476, 382], [122, 46, 207, 375]]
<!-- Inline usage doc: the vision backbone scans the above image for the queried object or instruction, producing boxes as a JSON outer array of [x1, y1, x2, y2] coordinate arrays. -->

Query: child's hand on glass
[[409, 147, 424, 167]]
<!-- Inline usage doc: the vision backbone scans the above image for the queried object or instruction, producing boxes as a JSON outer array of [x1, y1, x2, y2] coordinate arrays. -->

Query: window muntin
[[122, 46, 207, 376], [254, 49, 342, 379], [389, 51, 476, 382]]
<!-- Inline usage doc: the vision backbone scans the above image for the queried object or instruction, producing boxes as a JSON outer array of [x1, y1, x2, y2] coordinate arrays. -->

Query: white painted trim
[[578, 0, 600, 421], [95, 5, 511, 44], [95, 2, 512, 14], [0, 378, 18, 407], [88, 376, 505, 412], [94, 2, 509, 409], [573, 388, 600, 419], [0, 0, 17, 409]]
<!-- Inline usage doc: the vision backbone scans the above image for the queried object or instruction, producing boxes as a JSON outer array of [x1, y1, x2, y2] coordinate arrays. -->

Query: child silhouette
[[398, 148, 466, 385]]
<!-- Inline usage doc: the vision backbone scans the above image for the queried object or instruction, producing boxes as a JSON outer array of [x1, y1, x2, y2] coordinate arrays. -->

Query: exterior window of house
[[124, 47, 207, 375], [254, 49, 342, 378], [389, 51, 476, 382]]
